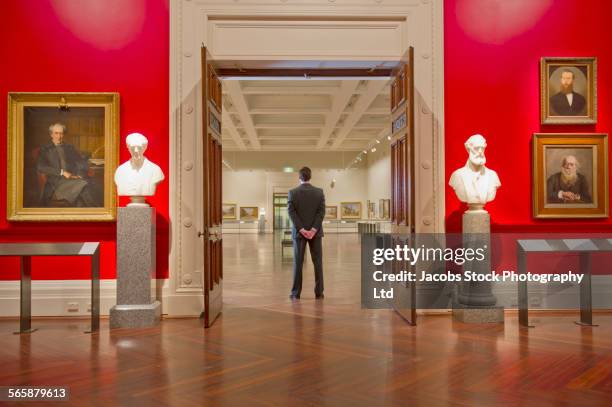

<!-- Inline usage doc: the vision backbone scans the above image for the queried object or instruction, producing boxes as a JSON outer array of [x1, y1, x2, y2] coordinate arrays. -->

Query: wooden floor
[[1, 233, 612, 406]]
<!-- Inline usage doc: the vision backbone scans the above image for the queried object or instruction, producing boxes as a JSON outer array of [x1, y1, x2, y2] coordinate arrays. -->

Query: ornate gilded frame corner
[[7, 92, 119, 221]]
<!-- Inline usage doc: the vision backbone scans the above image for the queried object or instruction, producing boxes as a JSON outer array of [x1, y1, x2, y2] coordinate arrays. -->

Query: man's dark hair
[[298, 166, 312, 182]]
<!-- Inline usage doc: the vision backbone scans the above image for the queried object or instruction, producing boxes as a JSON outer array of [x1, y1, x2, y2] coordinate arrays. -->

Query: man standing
[[549, 69, 587, 116], [287, 167, 326, 300], [37, 122, 97, 207], [547, 155, 592, 203]]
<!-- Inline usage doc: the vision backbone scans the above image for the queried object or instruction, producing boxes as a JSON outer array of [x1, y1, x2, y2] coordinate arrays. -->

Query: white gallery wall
[[365, 143, 391, 207], [222, 150, 390, 230]]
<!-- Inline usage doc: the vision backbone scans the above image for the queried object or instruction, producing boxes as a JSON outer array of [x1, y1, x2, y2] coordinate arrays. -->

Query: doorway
[[215, 59, 414, 326]]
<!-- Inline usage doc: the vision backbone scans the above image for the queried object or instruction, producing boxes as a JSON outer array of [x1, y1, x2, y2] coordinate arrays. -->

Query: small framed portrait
[[7, 92, 119, 221], [325, 206, 337, 219], [222, 203, 237, 220], [340, 202, 362, 219], [367, 200, 376, 219], [533, 133, 608, 218], [379, 199, 390, 220], [383, 199, 391, 220], [540, 57, 597, 124], [239, 206, 259, 220]]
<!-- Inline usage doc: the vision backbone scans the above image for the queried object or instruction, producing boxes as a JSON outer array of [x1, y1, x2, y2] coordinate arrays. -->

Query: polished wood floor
[[1, 234, 612, 406]]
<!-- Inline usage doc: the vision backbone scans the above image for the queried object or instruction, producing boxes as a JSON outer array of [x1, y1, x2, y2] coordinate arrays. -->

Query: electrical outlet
[[66, 302, 79, 312]]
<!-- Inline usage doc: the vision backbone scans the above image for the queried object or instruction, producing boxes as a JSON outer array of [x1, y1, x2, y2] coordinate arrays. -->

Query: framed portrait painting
[[325, 206, 337, 219], [240, 206, 259, 220], [222, 203, 237, 220], [7, 92, 119, 221], [540, 57, 597, 124], [533, 133, 608, 218], [340, 202, 362, 219], [367, 200, 376, 219]]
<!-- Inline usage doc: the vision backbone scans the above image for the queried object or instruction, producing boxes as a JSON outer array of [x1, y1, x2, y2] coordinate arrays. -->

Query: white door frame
[[166, 0, 445, 315]]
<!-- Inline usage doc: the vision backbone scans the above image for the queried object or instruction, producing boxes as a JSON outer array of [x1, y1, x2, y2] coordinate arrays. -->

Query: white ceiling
[[221, 78, 392, 152]]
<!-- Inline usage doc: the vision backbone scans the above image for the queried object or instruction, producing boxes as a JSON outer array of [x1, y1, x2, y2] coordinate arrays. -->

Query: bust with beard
[[549, 70, 587, 116], [449, 134, 501, 206], [546, 155, 592, 204]]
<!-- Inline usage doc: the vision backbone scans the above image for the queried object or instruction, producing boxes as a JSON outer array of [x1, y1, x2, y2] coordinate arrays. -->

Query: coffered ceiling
[[221, 78, 392, 152]]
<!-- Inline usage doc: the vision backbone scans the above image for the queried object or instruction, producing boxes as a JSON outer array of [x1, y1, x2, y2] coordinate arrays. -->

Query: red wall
[[0, 0, 169, 280], [445, 0, 612, 232]]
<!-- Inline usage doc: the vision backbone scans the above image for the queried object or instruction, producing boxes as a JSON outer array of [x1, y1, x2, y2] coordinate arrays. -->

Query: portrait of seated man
[[546, 155, 592, 204], [36, 123, 99, 207], [549, 69, 587, 116]]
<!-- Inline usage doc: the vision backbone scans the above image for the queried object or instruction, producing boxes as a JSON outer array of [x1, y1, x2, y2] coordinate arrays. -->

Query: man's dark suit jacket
[[550, 91, 587, 116], [36, 142, 87, 204], [287, 183, 326, 239]]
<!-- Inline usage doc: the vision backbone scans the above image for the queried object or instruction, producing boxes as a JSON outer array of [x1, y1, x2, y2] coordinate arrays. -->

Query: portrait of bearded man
[[546, 155, 592, 204], [549, 69, 587, 116]]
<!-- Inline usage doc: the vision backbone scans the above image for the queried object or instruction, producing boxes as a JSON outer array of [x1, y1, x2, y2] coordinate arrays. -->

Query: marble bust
[[114, 133, 164, 206], [449, 134, 501, 207]]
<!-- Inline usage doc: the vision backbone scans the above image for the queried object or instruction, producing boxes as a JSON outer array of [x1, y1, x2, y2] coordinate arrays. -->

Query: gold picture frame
[[239, 206, 259, 220], [540, 57, 597, 124], [325, 205, 337, 219], [533, 133, 608, 218], [340, 201, 362, 219], [7, 92, 119, 221], [222, 203, 237, 220]]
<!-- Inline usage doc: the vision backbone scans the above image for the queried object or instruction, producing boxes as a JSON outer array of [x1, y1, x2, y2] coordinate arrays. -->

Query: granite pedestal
[[110, 206, 161, 328], [453, 205, 504, 324]]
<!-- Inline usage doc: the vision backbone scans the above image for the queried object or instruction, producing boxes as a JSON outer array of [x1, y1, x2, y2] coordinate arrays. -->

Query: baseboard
[[0, 280, 205, 317], [0, 280, 118, 317]]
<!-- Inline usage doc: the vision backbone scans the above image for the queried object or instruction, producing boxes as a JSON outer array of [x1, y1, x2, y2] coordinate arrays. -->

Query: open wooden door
[[389, 47, 416, 325], [201, 46, 223, 328]]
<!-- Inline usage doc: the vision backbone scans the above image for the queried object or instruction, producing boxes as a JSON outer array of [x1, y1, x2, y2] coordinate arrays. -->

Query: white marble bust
[[114, 133, 164, 205], [449, 134, 501, 207]]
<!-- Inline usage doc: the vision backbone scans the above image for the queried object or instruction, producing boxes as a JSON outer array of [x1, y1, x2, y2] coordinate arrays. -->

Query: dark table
[[0, 242, 100, 334], [517, 238, 612, 328]]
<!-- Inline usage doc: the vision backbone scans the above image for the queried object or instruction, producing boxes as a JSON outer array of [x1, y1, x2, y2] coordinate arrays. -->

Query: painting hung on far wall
[[240, 206, 259, 220], [325, 206, 337, 219], [533, 133, 608, 218], [222, 203, 237, 220], [7, 92, 119, 221], [367, 200, 376, 219], [340, 202, 362, 219], [379, 199, 390, 220], [540, 57, 597, 124]]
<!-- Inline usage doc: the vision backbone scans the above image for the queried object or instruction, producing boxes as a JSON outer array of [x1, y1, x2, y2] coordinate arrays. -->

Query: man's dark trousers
[[291, 234, 323, 297]]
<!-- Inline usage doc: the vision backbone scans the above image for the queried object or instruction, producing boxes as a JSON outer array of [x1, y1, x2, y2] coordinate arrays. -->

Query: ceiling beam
[[221, 109, 246, 150], [218, 68, 392, 78], [224, 80, 261, 150], [317, 80, 359, 149], [331, 80, 389, 150]]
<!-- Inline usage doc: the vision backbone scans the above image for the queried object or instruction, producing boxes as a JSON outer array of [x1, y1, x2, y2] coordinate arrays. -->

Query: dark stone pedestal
[[110, 206, 161, 329]]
